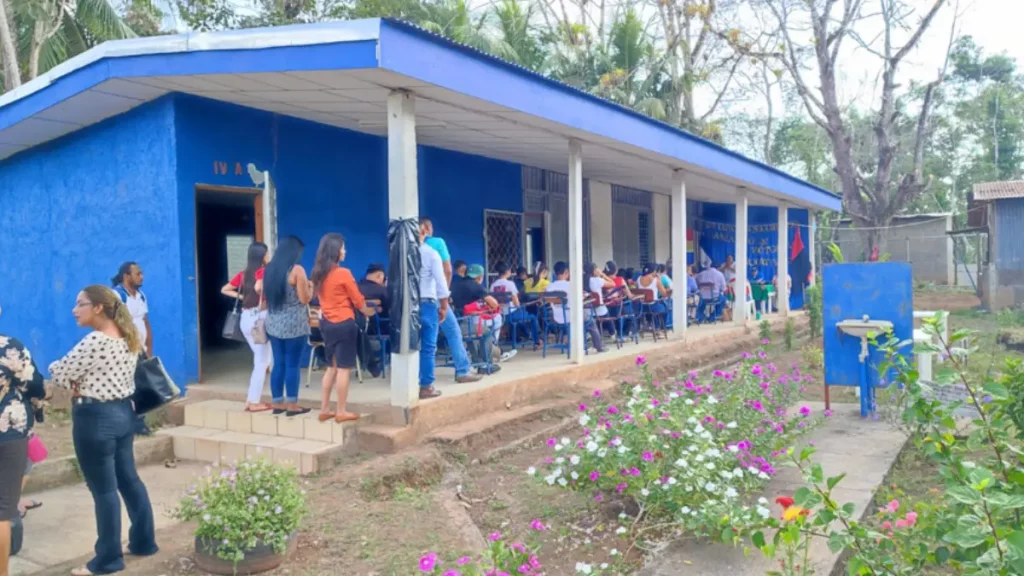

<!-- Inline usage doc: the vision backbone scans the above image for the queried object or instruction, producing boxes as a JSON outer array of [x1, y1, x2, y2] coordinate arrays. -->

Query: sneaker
[[455, 374, 483, 383], [499, 349, 518, 362], [476, 365, 501, 375]]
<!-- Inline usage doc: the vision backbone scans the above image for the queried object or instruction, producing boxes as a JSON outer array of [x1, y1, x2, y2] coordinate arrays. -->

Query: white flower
[[728, 445, 739, 453], [686, 416, 698, 424], [695, 454, 706, 463], [601, 563, 609, 570], [619, 513, 627, 520], [612, 437, 623, 446], [681, 506, 691, 514], [558, 477, 568, 487], [688, 446, 698, 453], [675, 458, 688, 468], [734, 467, 745, 477], [705, 481, 717, 492], [616, 526, 627, 535], [668, 477, 677, 485], [685, 399, 695, 405], [570, 455, 581, 465], [647, 434, 657, 442], [724, 487, 738, 499], [705, 448, 721, 458], [757, 506, 771, 519], [586, 441, 598, 453], [705, 462, 716, 470], [571, 471, 580, 480], [726, 421, 738, 429], [700, 431, 713, 440], [617, 446, 628, 455], [610, 549, 620, 556], [579, 414, 591, 426], [669, 391, 679, 398], [561, 437, 571, 445], [685, 485, 693, 492], [632, 384, 642, 395], [545, 475, 556, 485], [527, 467, 537, 476], [759, 471, 770, 480], [694, 423, 705, 434], [556, 457, 565, 464], [598, 449, 608, 458], [707, 395, 719, 404], [555, 444, 564, 452], [641, 488, 650, 497], [576, 562, 593, 574], [720, 470, 733, 480], [758, 497, 769, 505]]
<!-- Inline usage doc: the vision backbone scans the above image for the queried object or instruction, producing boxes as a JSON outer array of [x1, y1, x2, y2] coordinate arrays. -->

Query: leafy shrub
[[531, 350, 822, 549], [801, 345, 823, 371], [759, 320, 772, 341], [174, 458, 307, 565], [804, 284, 822, 339], [784, 319, 795, 351]]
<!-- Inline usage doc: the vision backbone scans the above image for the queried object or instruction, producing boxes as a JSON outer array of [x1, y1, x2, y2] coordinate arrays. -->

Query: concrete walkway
[[10, 462, 205, 576], [638, 403, 908, 576]]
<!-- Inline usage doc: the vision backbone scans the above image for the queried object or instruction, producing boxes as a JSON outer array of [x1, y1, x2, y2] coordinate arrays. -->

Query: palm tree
[[9, 0, 134, 84], [492, 0, 543, 71], [419, 0, 516, 62]]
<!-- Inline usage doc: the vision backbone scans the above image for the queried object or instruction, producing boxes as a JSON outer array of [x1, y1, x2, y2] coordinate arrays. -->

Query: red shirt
[[229, 267, 265, 287], [230, 267, 265, 308]]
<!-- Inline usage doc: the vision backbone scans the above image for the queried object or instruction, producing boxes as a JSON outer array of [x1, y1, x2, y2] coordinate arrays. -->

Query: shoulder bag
[[133, 354, 181, 415], [222, 283, 246, 342], [251, 289, 268, 344]]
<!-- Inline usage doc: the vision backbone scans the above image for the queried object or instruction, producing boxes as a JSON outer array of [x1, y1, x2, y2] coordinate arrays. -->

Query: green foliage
[[175, 458, 307, 566], [749, 313, 1024, 575], [804, 284, 822, 339], [801, 344, 823, 371], [826, 243, 844, 264], [784, 319, 795, 351], [759, 320, 772, 342]]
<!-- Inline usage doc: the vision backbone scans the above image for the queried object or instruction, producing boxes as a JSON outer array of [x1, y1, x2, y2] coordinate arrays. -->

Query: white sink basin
[[837, 316, 893, 338]]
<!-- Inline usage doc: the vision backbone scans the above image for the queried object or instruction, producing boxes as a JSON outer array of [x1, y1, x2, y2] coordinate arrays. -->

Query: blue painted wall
[[822, 262, 913, 389], [418, 146, 523, 267], [0, 98, 186, 382]]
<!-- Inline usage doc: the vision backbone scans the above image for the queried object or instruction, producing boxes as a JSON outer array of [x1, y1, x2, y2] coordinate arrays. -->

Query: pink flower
[[510, 543, 526, 553], [547, 438, 557, 447], [530, 519, 548, 531], [824, 409, 833, 417], [607, 405, 620, 415], [886, 499, 900, 514], [458, 556, 471, 565], [905, 512, 918, 526], [419, 553, 438, 572], [595, 493, 604, 503], [589, 470, 600, 481], [799, 405, 811, 416], [593, 390, 601, 397], [443, 571, 462, 576], [761, 338, 770, 344], [518, 564, 532, 574], [489, 532, 502, 541], [636, 355, 647, 366], [895, 519, 909, 529], [642, 451, 654, 462], [529, 556, 542, 569], [751, 364, 762, 376], [615, 483, 628, 493], [881, 520, 892, 530]]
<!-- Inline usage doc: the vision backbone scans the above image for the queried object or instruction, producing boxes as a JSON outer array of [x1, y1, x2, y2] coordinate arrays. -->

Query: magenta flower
[[750, 400, 764, 412], [651, 399, 661, 407], [595, 493, 604, 503], [799, 405, 811, 416], [579, 403, 587, 411], [642, 451, 655, 462], [443, 571, 461, 576], [761, 338, 770, 344], [713, 369, 725, 378], [607, 405, 620, 415], [593, 389, 601, 397], [530, 556, 542, 569], [636, 355, 647, 366], [589, 470, 600, 481], [489, 532, 502, 541], [546, 438, 557, 447], [824, 409, 833, 417], [630, 467, 641, 476], [458, 556, 471, 565], [530, 519, 548, 531], [419, 553, 438, 572], [751, 364, 762, 376], [615, 482, 628, 493]]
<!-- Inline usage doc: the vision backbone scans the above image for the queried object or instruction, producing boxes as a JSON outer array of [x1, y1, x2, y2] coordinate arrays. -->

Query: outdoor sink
[[837, 316, 893, 339], [837, 315, 893, 362]]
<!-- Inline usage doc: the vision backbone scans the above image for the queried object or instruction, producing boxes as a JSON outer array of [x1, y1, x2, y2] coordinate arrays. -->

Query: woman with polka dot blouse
[[49, 285, 157, 576]]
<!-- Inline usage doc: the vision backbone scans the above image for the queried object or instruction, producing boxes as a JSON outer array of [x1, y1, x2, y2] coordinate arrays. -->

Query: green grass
[[945, 309, 1023, 381]]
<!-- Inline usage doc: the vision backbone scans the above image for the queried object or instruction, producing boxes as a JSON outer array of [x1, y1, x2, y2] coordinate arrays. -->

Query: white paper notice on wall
[[226, 235, 254, 280]]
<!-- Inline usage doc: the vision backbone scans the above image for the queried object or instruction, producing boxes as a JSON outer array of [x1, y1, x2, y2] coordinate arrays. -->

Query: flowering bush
[[531, 347, 821, 546], [751, 314, 1024, 575], [415, 521, 610, 575], [174, 458, 307, 565]]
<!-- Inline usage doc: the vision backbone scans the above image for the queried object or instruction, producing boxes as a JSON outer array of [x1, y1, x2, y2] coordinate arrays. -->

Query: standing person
[[0, 334, 44, 576], [419, 218, 479, 384], [49, 286, 158, 576], [419, 228, 466, 400], [720, 255, 737, 284], [220, 242, 272, 413], [311, 233, 376, 423], [263, 236, 313, 417], [111, 262, 153, 435]]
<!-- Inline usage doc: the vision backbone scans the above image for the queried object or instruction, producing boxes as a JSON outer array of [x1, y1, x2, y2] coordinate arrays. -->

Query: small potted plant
[[175, 458, 307, 575]]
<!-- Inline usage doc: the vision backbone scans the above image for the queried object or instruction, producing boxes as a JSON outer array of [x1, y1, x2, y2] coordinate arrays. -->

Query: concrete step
[[159, 400, 372, 475]]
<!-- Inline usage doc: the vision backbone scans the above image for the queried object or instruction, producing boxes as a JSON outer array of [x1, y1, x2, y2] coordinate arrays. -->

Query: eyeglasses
[[74, 301, 94, 309]]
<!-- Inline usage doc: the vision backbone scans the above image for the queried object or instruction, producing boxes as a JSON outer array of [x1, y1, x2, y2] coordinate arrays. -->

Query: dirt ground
[[913, 290, 980, 312]]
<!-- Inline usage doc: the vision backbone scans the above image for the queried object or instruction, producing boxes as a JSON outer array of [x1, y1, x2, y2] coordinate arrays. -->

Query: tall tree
[[763, 0, 952, 253]]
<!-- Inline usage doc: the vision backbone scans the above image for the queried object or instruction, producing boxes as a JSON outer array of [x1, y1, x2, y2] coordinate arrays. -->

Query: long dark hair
[[311, 233, 345, 291], [264, 235, 305, 311], [531, 263, 548, 286], [243, 242, 268, 297]]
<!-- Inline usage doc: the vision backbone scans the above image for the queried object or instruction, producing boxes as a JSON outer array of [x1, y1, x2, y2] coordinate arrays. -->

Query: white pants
[[240, 308, 271, 403]]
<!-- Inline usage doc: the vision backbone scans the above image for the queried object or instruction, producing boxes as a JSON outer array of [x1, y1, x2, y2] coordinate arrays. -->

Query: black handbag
[[222, 296, 245, 342], [133, 355, 180, 415]]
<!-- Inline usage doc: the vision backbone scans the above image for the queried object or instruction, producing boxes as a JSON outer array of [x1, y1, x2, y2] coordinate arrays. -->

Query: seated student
[[452, 259, 468, 282], [491, 262, 542, 348], [585, 262, 614, 318], [357, 263, 389, 310], [657, 264, 673, 291], [546, 261, 606, 353], [513, 266, 529, 294], [524, 263, 550, 294], [452, 264, 505, 372]]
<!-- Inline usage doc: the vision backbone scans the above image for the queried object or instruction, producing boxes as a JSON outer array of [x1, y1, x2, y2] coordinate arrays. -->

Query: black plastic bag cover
[[387, 218, 422, 351]]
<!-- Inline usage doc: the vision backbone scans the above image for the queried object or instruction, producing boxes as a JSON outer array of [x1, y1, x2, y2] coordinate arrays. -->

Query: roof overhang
[[0, 18, 841, 211]]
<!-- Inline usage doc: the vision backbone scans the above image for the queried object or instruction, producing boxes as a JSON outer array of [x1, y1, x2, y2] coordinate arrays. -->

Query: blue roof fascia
[[377, 19, 841, 211]]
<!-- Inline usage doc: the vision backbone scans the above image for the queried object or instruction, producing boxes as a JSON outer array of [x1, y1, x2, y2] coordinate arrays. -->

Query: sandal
[[334, 412, 360, 423], [245, 403, 272, 413], [71, 567, 96, 576], [285, 407, 311, 417]]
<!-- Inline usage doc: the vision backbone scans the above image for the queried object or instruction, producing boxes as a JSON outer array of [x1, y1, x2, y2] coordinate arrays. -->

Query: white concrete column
[[653, 193, 671, 264], [777, 204, 790, 316], [670, 170, 688, 339], [808, 211, 816, 286], [387, 90, 420, 409], [589, 180, 613, 265], [734, 189, 749, 324], [568, 140, 586, 362]]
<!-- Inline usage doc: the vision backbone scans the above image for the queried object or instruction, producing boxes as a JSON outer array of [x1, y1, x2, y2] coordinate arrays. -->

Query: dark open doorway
[[194, 185, 262, 383]]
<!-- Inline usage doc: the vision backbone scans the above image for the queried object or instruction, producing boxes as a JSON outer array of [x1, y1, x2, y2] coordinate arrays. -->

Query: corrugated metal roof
[[973, 180, 1024, 201]]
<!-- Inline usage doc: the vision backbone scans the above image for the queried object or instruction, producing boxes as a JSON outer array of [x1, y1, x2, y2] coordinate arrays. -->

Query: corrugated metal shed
[[973, 180, 1024, 201], [995, 197, 1024, 274]]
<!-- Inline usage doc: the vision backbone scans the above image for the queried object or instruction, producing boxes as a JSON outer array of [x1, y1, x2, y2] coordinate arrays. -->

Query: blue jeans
[[507, 308, 540, 343], [269, 335, 305, 403], [72, 399, 158, 574], [439, 305, 471, 377], [420, 299, 440, 388]]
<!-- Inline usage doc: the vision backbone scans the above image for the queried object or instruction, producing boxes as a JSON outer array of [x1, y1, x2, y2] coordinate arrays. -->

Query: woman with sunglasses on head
[[49, 286, 157, 576]]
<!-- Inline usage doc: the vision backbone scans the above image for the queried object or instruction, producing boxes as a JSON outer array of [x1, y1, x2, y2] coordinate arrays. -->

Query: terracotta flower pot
[[193, 533, 297, 575]]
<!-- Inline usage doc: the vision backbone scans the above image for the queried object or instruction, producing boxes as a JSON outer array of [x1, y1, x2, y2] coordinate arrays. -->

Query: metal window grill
[[484, 210, 524, 280], [638, 211, 651, 267]]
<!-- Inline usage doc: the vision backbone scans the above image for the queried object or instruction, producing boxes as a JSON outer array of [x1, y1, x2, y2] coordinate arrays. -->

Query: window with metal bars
[[638, 211, 651, 267]]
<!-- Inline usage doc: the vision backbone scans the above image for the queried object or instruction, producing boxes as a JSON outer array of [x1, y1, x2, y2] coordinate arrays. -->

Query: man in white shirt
[[545, 261, 606, 352], [491, 262, 541, 348], [694, 262, 729, 321], [112, 261, 151, 357], [418, 224, 481, 399]]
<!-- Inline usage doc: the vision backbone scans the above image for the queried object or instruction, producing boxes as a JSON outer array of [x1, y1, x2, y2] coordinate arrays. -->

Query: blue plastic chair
[[541, 293, 596, 357], [366, 301, 390, 379], [459, 308, 499, 373]]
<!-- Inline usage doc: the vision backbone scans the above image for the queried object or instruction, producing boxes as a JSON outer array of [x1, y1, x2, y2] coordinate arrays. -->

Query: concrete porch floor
[[194, 320, 750, 407]]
